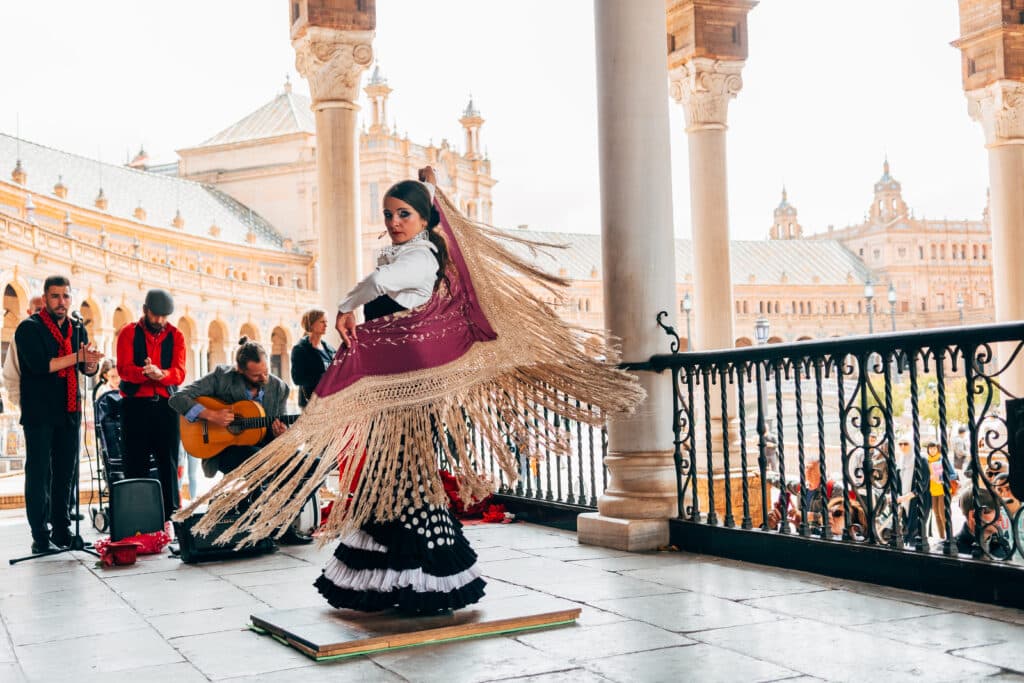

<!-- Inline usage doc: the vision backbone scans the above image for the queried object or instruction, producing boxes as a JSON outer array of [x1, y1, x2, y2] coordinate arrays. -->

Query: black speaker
[[110, 478, 164, 541], [173, 511, 277, 564]]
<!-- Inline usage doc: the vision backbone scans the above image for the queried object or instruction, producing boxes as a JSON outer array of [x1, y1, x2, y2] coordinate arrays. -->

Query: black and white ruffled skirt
[[314, 499, 486, 614]]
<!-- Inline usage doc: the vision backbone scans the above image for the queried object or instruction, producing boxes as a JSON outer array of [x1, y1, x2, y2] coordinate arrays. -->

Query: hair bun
[[428, 207, 441, 229], [238, 336, 249, 346]]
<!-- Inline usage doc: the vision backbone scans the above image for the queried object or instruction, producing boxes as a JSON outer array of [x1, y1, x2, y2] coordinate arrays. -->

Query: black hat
[[144, 289, 174, 316]]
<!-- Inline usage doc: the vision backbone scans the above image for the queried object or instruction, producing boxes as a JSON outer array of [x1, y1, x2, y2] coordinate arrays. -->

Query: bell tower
[[459, 96, 484, 160], [769, 187, 802, 240], [364, 62, 391, 135], [868, 158, 908, 223]]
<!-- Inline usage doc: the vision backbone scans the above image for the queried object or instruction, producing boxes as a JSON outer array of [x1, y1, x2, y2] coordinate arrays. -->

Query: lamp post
[[957, 292, 965, 324], [754, 317, 773, 491], [682, 292, 693, 351], [754, 316, 769, 346], [887, 282, 897, 332], [864, 278, 875, 334]]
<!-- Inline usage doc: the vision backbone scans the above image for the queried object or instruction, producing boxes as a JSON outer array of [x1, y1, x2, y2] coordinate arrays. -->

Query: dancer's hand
[[336, 311, 357, 348], [418, 165, 437, 185]]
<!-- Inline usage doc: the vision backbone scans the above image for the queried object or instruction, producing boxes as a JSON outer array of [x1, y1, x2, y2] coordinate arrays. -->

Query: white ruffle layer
[[338, 529, 387, 552], [321, 556, 482, 593]]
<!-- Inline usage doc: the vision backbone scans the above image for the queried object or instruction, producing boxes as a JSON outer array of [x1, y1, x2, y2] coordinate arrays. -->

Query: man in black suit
[[16, 275, 103, 553]]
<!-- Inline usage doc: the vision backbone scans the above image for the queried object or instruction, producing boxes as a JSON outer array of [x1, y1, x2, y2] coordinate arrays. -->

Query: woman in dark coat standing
[[290, 309, 335, 411]]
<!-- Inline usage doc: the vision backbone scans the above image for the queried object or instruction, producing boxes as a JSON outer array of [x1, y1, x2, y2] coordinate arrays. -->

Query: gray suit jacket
[[169, 365, 290, 475]]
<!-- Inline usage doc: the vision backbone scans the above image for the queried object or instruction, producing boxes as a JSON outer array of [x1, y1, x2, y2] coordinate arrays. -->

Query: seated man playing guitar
[[170, 337, 291, 477]]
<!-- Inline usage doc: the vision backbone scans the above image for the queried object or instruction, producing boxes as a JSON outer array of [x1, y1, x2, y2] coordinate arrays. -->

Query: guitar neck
[[232, 413, 301, 430]]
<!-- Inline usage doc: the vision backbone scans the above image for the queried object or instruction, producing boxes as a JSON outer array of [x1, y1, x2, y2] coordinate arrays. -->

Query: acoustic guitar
[[179, 397, 300, 460]]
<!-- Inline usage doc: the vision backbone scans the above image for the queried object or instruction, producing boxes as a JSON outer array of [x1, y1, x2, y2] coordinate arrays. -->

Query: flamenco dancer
[[176, 166, 644, 614]]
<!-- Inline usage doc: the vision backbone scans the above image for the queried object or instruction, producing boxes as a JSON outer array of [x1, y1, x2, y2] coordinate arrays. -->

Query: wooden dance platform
[[249, 594, 582, 661]]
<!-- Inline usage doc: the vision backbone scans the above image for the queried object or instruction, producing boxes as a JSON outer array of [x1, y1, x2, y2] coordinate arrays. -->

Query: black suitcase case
[[173, 510, 277, 564]]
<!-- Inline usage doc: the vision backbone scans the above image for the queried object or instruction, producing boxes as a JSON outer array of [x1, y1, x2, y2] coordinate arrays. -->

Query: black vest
[[364, 295, 406, 322], [119, 324, 178, 397]]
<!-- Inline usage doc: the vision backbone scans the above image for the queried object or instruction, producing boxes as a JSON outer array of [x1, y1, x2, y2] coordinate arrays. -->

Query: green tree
[[918, 375, 1000, 437]]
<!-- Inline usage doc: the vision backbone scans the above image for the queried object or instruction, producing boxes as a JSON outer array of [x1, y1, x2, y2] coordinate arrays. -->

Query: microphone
[[69, 310, 84, 326]]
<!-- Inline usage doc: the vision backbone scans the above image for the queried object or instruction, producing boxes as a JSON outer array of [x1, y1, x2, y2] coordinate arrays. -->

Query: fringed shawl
[[175, 188, 644, 546]]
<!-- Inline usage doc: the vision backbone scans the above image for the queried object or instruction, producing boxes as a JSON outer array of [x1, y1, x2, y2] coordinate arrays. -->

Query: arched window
[[982, 245, 988, 259], [931, 244, 937, 259], [878, 200, 884, 213], [857, 301, 863, 314], [973, 244, 979, 259], [773, 301, 780, 314], [742, 301, 748, 314]]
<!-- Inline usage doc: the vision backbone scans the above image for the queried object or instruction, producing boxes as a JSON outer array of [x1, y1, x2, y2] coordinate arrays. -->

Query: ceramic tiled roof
[[0, 133, 287, 249], [509, 230, 871, 286], [197, 90, 315, 147]]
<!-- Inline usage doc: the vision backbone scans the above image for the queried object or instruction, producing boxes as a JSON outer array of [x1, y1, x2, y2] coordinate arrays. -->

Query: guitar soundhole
[[227, 422, 242, 435]]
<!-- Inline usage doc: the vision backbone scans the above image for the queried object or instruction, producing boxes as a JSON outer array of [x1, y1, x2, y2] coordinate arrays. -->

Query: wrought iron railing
[[625, 320, 1024, 565]]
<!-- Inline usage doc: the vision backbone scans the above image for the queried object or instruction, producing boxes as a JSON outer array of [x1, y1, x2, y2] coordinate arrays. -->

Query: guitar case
[[173, 509, 277, 564]]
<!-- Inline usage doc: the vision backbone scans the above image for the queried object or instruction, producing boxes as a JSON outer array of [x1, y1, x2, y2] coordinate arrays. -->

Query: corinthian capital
[[967, 80, 1024, 147], [292, 27, 374, 105], [669, 58, 745, 131]]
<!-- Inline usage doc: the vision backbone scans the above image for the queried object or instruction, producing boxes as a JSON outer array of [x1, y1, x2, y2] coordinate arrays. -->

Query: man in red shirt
[[116, 289, 186, 521]]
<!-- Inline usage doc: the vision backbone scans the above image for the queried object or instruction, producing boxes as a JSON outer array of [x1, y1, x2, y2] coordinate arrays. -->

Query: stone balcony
[[1, 511, 1022, 682]]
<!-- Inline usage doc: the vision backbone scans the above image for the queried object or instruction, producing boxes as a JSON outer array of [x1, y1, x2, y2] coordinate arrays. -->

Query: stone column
[[670, 58, 744, 356], [292, 27, 374, 321], [966, 81, 1024, 394], [577, 0, 677, 551]]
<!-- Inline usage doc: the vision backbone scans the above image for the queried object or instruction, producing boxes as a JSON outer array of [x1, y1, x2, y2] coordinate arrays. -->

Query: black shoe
[[31, 540, 61, 554], [69, 512, 84, 522], [50, 531, 73, 549]]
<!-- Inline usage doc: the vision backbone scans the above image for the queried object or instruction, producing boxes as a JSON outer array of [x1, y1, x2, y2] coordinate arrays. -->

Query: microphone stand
[[10, 313, 99, 564]]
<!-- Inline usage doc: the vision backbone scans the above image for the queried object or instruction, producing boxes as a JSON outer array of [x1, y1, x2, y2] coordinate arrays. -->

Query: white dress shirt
[[338, 231, 439, 314]]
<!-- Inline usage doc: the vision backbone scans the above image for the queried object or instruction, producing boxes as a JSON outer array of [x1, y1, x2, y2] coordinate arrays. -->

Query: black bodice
[[364, 295, 407, 322]]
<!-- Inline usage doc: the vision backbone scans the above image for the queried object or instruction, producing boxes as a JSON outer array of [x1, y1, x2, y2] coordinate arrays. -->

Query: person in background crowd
[[93, 359, 120, 400], [16, 275, 102, 553], [953, 425, 970, 471], [2, 295, 45, 409], [116, 289, 186, 522], [927, 441, 959, 540], [290, 308, 336, 411], [955, 485, 1012, 559]]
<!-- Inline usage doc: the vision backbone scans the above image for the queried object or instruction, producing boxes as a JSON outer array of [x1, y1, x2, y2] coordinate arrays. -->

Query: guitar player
[[169, 337, 290, 478]]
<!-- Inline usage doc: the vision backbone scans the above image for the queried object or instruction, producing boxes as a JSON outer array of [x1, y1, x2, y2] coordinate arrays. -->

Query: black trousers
[[121, 396, 180, 521], [23, 420, 79, 542]]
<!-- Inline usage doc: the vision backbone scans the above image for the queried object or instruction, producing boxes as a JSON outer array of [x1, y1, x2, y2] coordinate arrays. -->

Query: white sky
[[0, 1, 986, 241]]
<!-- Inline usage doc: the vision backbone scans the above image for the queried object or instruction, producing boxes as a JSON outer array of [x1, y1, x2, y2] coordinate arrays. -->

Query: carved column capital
[[669, 57, 745, 132], [967, 80, 1024, 147], [292, 27, 374, 106]]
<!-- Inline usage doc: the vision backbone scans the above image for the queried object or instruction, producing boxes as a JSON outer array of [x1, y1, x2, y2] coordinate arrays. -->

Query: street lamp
[[754, 316, 770, 346], [887, 282, 897, 332], [864, 278, 875, 334], [957, 292, 965, 324], [682, 292, 693, 351]]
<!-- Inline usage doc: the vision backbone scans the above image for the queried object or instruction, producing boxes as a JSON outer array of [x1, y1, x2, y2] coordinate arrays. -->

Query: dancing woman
[[177, 166, 644, 613]]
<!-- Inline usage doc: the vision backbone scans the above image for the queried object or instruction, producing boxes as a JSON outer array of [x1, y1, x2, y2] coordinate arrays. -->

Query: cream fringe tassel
[[174, 189, 645, 547]]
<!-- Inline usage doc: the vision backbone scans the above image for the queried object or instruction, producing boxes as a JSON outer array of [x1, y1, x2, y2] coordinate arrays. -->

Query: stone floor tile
[[480, 556, 611, 586], [370, 635, 574, 683], [0, 556, 81, 576], [221, 659, 403, 682], [6, 605, 147, 646], [0, 582, 123, 621], [490, 668, 613, 682], [583, 643, 798, 683], [474, 545, 533, 563], [0, 663, 27, 682], [572, 551, 702, 572], [147, 602, 273, 639], [105, 573, 257, 616], [477, 577, 535, 601], [848, 611, 1024, 651], [171, 628, 313, 680], [694, 617, 1001, 681], [197, 552, 314, 576], [623, 562, 829, 601], [743, 589, 943, 626], [15, 627, 183, 680], [86, 552, 187, 577], [524, 544, 633, 562], [573, 606, 631, 627], [953, 640, 1024, 674], [530, 573, 681, 603], [592, 591, 780, 633], [514, 619, 693, 661], [70, 661, 210, 683], [0, 563, 98, 597], [241, 578, 329, 610], [224, 566, 321, 588]]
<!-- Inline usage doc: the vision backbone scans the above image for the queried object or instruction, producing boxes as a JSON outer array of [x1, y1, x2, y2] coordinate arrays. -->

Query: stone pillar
[[292, 23, 374, 323], [966, 82, 1024, 392], [577, 0, 677, 551], [954, 3, 1024, 395], [670, 58, 744, 356]]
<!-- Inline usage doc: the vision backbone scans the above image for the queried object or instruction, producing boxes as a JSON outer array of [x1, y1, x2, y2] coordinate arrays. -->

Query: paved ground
[[1, 511, 1024, 682]]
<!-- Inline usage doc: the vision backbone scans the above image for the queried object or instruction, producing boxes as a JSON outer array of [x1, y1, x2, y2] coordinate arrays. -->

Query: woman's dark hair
[[384, 180, 450, 291], [236, 336, 266, 368]]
